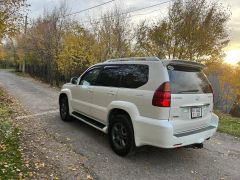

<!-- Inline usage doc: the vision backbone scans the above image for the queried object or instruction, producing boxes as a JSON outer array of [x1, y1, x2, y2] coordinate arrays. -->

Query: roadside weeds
[[0, 87, 29, 179], [216, 111, 240, 138], [0, 86, 94, 179]]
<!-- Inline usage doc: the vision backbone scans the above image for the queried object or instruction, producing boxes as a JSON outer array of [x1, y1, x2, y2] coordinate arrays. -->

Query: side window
[[97, 67, 121, 87], [120, 65, 149, 88], [79, 68, 101, 86]]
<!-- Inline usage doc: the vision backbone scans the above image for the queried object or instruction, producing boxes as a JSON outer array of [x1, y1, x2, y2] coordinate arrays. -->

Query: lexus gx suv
[[59, 57, 219, 156]]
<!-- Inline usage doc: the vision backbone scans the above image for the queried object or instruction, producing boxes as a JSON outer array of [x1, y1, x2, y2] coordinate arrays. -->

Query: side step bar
[[72, 111, 106, 130]]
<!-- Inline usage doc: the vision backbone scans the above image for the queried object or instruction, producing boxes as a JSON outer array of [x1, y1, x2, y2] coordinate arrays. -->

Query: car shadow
[[56, 115, 202, 158], [40, 114, 224, 179]]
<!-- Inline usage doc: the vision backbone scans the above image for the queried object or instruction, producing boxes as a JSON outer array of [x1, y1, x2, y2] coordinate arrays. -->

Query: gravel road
[[0, 70, 240, 180]]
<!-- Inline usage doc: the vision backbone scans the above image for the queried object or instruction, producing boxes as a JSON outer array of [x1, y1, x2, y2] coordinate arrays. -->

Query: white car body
[[60, 57, 219, 150]]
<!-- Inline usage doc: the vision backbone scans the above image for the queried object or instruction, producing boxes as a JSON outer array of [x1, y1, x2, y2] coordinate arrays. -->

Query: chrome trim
[[180, 103, 210, 108]]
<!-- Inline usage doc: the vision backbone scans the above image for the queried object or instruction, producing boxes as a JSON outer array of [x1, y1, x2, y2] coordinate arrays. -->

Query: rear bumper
[[133, 113, 219, 148]]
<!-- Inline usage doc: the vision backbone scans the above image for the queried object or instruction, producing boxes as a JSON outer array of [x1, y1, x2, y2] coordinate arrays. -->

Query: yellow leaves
[[27, 171, 33, 177], [0, 144, 7, 152], [206, 62, 240, 110], [87, 174, 94, 180], [0, 46, 7, 60], [16, 48, 25, 63], [3, 164, 9, 168], [57, 28, 97, 76], [0, 0, 28, 40]]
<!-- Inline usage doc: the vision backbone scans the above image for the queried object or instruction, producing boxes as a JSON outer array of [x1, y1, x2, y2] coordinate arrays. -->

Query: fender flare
[[107, 101, 140, 125], [59, 89, 73, 113]]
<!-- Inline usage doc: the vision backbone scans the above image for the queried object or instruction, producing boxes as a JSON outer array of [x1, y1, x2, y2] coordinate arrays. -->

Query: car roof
[[104, 57, 160, 62], [95, 57, 205, 69]]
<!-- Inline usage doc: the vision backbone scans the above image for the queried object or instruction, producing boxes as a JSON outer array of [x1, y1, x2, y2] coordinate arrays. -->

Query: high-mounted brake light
[[152, 82, 171, 107]]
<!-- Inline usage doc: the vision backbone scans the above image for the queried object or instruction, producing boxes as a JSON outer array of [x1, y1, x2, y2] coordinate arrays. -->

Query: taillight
[[152, 82, 171, 107]]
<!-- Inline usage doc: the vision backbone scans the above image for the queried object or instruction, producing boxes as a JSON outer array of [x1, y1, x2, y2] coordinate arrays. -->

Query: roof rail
[[104, 57, 160, 63]]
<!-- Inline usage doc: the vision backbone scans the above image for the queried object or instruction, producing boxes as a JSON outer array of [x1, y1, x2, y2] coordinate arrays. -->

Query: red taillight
[[152, 82, 171, 107]]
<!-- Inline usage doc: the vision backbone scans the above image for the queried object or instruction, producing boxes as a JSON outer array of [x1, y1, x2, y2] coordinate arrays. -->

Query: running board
[[72, 111, 106, 130]]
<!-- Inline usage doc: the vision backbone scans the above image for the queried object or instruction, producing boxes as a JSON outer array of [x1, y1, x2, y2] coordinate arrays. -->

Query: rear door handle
[[107, 91, 116, 96], [88, 89, 93, 93]]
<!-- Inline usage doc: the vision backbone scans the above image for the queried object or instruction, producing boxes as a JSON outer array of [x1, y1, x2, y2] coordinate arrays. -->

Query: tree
[[205, 63, 240, 113], [0, 0, 28, 40], [90, 7, 133, 61], [0, 45, 6, 59], [0, 39, 17, 68], [57, 24, 97, 79], [229, 65, 240, 116], [18, 3, 68, 85], [135, 0, 230, 63]]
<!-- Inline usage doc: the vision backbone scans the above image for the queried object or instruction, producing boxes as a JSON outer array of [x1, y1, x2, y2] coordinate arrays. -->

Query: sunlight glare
[[225, 50, 240, 65]]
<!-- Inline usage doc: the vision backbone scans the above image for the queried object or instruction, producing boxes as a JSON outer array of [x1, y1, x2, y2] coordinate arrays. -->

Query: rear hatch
[[167, 63, 213, 134]]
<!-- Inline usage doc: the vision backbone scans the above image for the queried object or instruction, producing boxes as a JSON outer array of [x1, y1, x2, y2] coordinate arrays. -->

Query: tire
[[59, 96, 72, 122], [109, 114, 135, 156]]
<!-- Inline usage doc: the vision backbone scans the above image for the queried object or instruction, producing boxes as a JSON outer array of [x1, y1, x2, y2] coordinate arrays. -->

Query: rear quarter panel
[[116, 62, 170, 120]]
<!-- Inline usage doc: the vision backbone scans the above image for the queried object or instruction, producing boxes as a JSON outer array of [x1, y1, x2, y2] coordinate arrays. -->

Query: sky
[[27, 0, 240, 64]]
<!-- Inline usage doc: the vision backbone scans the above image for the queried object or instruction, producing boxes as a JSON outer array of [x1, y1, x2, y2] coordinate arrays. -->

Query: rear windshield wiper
[[178, 89, 199, 93]]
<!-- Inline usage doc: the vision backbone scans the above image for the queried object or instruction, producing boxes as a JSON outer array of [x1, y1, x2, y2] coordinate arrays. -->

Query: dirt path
[[0, 83, 93, 179], [0, 70, 240, 180]]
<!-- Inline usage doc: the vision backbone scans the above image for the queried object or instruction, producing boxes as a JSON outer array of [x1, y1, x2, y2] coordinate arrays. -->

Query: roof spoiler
[[162, 60, 205, 70]]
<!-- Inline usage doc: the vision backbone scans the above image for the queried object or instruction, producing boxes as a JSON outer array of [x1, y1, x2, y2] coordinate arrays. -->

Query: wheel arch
[[108, 109, 131, 124], [107, 101, 140, 132], [107, 106, 137, 155], [59, 89, 73, 113], [59, 93, 68, 103]]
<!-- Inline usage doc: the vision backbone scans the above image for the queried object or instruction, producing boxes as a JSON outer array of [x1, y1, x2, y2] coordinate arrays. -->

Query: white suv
[[59, 57, 219, 156]]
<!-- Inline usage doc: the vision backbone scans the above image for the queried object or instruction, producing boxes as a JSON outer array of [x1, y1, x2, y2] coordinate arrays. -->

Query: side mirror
[[70, 77, 78, 85]]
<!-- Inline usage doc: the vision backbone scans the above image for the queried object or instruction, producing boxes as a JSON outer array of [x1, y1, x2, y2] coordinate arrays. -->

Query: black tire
[[59, 96, 72, 122], [109, 114, 135, 156]]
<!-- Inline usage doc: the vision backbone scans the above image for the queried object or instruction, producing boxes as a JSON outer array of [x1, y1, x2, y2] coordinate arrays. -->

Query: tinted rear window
[[168, 65, 211, 94], [120, 64, 149, 88]]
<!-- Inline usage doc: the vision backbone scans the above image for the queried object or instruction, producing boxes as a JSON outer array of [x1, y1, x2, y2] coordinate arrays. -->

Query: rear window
[[168, 65, 212, 94], [120, 64, 149, 88]]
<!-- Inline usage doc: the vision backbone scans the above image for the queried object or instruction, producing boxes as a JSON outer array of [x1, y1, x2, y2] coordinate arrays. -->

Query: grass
[[13, 71, 29, 77], [1, 69, 29, 77], [0, 69, 28, 77], [0, 88, 29, 179], [216, 111, 240, 137]]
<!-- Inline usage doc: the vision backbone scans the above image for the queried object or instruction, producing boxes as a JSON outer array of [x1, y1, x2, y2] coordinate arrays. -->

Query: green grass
[[217, 112, 240, 137], [13, 71, 29, 77], [0, 89, 28, 179], [5, 69, 29, 77]]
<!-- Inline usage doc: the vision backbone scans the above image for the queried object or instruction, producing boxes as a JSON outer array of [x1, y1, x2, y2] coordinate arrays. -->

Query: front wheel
[[109, 114, 135, 156], [59, 96, 72, 122]]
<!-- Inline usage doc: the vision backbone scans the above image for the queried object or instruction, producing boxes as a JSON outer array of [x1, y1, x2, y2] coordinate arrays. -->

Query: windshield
[[167, 65, 212, 94]]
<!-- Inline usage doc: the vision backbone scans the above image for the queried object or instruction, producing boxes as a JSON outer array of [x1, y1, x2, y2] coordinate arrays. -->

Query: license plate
[[191, 107, 202, 119]]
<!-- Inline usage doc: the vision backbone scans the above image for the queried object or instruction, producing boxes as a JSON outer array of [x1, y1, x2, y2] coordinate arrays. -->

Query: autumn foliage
[[205, 63, 240, 113], [0, 0, 231, 84], [0, 0, 28, 40]]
